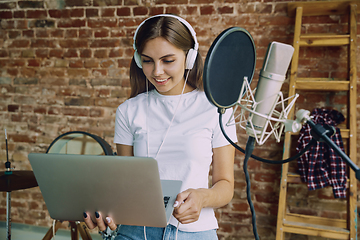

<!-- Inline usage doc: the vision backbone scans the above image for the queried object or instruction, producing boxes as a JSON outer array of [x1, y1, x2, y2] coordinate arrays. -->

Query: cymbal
[[0, 170, 38, 192]]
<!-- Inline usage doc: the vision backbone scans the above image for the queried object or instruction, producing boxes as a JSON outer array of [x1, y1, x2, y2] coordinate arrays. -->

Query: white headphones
[[132, 14, 199, 70]]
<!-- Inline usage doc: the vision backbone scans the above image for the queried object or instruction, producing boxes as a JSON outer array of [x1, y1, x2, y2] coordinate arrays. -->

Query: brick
[[27, 59, 41, 67], [200, 5, 215, 15], [218, 6, 233, 14], [35, 49, 49, 58], [133, 7, 148, 16], [31, 39, 56, 48], [48, 49, 61, 58], [34, 20, 55, 28], [93, 0, 122, 6], [8, 59, 26, 67], [17, 20, 29, 29], [64, 0, 91, 7], [100, 59, 116, 68], [63, 106, 89, 116], [49, 9, 70, 18], [156, 0, 187, 4], [94, 29, 109, 38], [86, 8, 99, 18], [65, 29, 78, 38], [13, 10, 26, 18], [116, 7, 131, 16], [101, 8, 116, 17], [165, 6, 180, 15], [80, 49, 92, 58], [87, 18, 118, 28], [9, 30, 23, 39], [54, 59, 68, 68], [92, 69, 107, 77], [0, 11, 13, 19], [8, 104, 19, 112], [35, 29, 49, 38], [149, 7, 164, 16], [0, 20, 15, 29], [14, 77, 38, 85], [109, 48, 123, 58], [26, 10, 47, 19], [21, 49, 35, 58], [69, 59, 83, 68], [70, 9, 84, 18], [0, 2, 16, 9], [59, 39, 88, 48], [90, 39, 120, 48], [67, 69, 89, 77], [58, 19, 86, 28], [79, 29, 92, 38], [50, 29, 64, 38], [84, 59, 99, 68], [94, 49, 108, 58], [63, 49, 78, 58], [23, 30, 34, 38], [0, 49, 8, 57], [18, 1, 44, 9]]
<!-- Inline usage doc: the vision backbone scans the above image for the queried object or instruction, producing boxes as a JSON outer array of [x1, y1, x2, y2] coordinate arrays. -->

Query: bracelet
[[99, 225, 119, 240]]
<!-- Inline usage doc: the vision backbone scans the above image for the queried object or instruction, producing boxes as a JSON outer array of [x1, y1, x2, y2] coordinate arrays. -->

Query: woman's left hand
[[172, 188, 206, 224]]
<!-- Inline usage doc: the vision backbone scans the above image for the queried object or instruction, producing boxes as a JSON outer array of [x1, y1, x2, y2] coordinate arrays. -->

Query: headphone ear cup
[[134, 50, 142, 69], [185, 48, 197, 70]]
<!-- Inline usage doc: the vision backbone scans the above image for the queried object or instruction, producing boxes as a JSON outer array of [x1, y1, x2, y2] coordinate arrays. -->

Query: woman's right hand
[[83, 211, 118, 232]]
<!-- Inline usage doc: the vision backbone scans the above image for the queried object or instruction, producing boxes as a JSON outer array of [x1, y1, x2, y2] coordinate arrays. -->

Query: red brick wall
[[0, 0, 359, 239]]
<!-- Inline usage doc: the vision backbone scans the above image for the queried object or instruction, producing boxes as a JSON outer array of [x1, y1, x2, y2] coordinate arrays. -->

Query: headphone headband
[[133, 14, 199, 52]]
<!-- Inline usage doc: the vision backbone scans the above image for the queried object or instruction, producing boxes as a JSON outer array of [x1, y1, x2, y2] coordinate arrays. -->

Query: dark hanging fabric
[[296, 108, 347, 198]]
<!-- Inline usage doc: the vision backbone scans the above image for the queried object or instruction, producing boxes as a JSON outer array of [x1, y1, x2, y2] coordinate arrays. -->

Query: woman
[[83, 14, 237, 240]]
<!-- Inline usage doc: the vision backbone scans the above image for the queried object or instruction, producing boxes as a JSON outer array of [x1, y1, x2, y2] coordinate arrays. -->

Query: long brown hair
[[129, 15, 203, 98]]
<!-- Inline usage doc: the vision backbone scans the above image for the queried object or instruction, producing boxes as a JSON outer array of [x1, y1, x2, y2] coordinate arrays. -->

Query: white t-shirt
[[114, 89, 237, 232]]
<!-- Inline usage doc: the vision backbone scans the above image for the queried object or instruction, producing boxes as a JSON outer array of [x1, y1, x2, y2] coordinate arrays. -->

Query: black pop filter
[[203, 27, 256, 109]]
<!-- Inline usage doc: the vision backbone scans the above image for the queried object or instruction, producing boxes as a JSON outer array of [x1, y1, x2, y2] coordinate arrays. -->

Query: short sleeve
[[114, 104, 134, 145]]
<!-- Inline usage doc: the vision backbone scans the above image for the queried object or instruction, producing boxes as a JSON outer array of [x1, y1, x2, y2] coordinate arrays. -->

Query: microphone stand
[[218, 108, 360, 240], [4, 130, 12, 240]]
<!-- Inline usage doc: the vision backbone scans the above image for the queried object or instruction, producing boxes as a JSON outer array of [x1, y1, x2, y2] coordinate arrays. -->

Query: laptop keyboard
[[163, 196, 170, 208]]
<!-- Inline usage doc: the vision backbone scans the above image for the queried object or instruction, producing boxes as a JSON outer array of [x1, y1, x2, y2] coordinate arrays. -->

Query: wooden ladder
[[276, 1, 358, 239]]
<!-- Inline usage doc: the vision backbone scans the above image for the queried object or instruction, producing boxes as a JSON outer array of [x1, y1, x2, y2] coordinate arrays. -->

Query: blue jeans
[[115, 225, 218, 240]]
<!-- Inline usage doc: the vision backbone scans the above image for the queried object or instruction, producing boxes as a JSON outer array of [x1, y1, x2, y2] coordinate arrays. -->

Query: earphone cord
[[144, 70, 191, 240], [155, 70, 190, 159], [147, 70, 191, 159]]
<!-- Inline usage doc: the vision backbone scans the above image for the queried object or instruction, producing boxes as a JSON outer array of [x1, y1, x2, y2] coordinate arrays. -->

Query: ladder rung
[[299, 34, 350, 47], [295, 80, 350, 91], [285, 213, 347, 229], [287, 172, 350, 184], [290, 129, 349, 138], [283, 220, 349, 239], [288, 1, 360, 17], [286, 172, 302, 183]]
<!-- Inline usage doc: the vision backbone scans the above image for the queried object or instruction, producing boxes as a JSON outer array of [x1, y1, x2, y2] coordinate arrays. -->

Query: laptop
[[28, 153, 182, 228]]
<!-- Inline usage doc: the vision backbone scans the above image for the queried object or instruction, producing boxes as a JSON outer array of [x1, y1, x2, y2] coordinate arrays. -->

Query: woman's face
[[140, 37, 188, 95]]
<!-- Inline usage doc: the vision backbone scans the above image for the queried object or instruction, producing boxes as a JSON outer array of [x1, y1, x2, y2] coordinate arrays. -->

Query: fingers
[[94, 212, 108, 232], [83, 212, 117, 232], [105, 216, 118, 231], [83, 212, 97, 230], [173, 199, 200, 224], [173, 189, 203, 224]]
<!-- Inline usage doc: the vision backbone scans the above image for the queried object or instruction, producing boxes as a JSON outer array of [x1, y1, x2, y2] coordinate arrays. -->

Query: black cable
[[218, 109, 314, 240], [243, 136, 259, 240]]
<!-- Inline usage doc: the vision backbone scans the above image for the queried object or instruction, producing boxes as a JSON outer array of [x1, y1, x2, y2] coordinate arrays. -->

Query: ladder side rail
[[275, 6, 303, 240], [348, 3, 357, 239]]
